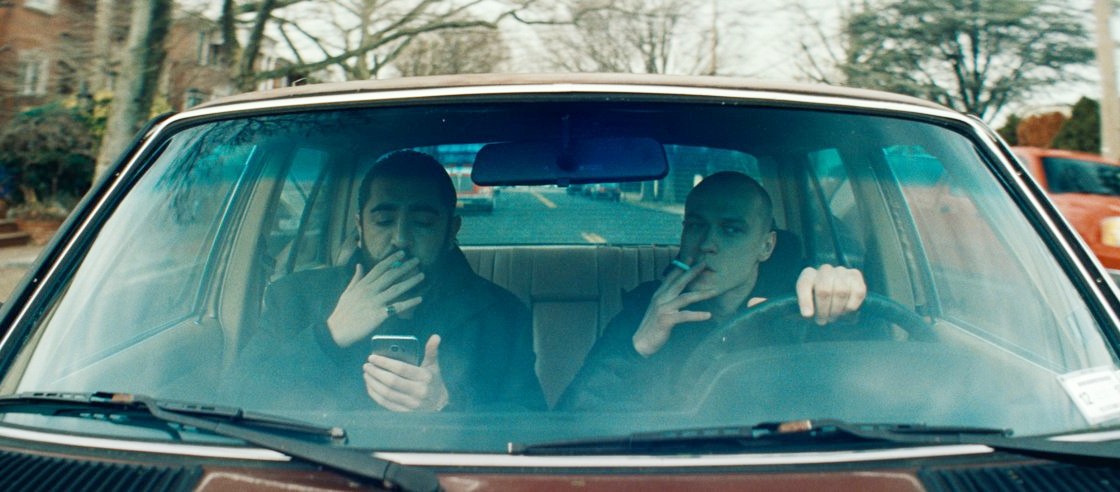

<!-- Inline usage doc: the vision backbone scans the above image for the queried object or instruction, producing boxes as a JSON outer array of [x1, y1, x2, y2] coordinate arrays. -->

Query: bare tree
[[541, 0, 755, 76], [544, 0, 690, 74], [819, 0, 1093, 121], [213, 0, 535, 87], [395, 26, 509, 76], [95, 0, 173, 177]]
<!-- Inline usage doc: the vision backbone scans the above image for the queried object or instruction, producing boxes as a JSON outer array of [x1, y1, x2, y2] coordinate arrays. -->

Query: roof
[[191, 73, 950, 112]]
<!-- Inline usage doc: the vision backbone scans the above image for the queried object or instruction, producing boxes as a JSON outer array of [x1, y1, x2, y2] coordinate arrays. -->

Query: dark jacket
[[557, 241, 807, 412], [555, 281, 712, 412], [238, 247, 546, 412]]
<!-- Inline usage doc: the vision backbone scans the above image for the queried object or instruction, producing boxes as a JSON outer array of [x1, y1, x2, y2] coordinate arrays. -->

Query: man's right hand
[[326, 251, 425, 347], [631, 260, 718, 357]]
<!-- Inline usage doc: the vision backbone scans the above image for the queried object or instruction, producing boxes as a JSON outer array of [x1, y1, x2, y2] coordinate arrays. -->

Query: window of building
[[184, 88, 206, 108], [17, 52, 49, 96], [24, 0, 59, 14], [196, 30, 225, 66]]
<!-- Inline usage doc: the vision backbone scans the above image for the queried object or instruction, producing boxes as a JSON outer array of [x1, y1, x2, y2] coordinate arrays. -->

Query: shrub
[[1052, 97, 1101, 153], [1017, 112, 1067, 148], [0, 103, 96, 213]]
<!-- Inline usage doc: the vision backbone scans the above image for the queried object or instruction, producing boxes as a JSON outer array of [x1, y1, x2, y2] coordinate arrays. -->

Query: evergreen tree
[[1052, 97, 1101, 154], [997, 114, 1021, 145]]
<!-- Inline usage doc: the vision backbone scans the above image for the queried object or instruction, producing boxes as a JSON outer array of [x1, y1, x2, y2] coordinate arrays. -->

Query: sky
[[181, 0, 1106, 124]]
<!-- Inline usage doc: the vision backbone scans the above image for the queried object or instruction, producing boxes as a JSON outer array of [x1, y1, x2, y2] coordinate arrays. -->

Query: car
[[1012, 146, 1120, 276], [447, 165, 495, 212], [583, 182, 622, 201], [2, 73, 1120, 491]]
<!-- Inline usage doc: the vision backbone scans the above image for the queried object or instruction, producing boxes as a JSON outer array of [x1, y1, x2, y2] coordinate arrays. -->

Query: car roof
[[193, 73, 950, 112]]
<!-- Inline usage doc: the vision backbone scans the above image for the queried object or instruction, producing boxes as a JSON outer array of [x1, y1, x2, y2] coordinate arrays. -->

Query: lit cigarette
[[671, 259, 691, 271]]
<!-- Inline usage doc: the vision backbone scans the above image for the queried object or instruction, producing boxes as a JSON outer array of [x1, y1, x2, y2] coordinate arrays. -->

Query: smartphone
[[370, 335, 421, 366]]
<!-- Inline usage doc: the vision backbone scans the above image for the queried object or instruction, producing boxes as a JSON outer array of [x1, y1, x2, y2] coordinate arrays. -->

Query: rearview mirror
[[471, 137, 668, 186]]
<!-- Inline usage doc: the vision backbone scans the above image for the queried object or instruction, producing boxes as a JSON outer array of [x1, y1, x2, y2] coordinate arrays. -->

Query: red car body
[[1013, 146, 1120, 272]]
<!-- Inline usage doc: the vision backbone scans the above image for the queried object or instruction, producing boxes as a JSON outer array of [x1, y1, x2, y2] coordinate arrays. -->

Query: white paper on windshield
[[1058, 368, 1120, 425]]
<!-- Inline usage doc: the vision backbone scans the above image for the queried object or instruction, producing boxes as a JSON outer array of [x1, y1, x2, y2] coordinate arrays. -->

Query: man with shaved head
[[558, 171, 866, 410]]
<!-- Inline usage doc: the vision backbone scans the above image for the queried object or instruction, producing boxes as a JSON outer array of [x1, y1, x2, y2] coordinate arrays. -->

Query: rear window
[[1043, 156, 1120, 196]]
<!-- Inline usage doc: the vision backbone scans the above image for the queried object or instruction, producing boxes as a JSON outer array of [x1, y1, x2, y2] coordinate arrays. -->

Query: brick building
[[0, 0, 94, 126], [0, 0, 292, 129]]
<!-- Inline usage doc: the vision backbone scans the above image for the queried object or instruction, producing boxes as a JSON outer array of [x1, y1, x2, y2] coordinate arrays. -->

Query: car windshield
[[2, 97, 1118, 453]]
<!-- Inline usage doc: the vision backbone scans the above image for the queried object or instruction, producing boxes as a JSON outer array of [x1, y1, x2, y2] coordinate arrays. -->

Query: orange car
[[1014, 146, 1120, 273]]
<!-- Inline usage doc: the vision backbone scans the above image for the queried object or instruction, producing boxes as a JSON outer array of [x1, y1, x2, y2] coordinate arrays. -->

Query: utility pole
[[1095, 0, 1119, 159]]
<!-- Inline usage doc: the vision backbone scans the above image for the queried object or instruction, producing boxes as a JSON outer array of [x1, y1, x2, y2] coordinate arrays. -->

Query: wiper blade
[[0, 392, 441, 492], [0, 391, 345, 441], [510, 419, 1010, 455]]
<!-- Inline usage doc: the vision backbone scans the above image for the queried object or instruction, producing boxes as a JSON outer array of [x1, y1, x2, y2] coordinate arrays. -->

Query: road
[[456, 187, 682, 245]]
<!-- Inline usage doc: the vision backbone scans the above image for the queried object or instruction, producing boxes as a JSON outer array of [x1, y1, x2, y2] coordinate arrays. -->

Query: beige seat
[[463, 245, 677, 407]]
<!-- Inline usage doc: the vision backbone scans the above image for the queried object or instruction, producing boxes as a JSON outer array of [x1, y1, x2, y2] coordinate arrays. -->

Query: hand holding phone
[[370, 335, 421, 366]]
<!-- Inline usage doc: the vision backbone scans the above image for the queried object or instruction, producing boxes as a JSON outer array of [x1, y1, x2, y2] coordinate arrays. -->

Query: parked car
[[1, 74, 1120, 491], [447, 165, 494, 212], [1013, 146, 1120, 276], [583, 182, 622, 201]]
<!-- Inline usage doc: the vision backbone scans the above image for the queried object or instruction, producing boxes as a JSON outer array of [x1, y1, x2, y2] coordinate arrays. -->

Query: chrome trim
[[159, 84, 971, 125], [1052, 429, 1120, 442], [0, 420, 993, 467], [0, 424, 291, 461], [375, 444, 993, 467]]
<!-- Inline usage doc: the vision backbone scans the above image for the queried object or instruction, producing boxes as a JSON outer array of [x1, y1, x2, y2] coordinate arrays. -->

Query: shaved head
[[686, 171, 772, 227], [679, 171, 776, 314]]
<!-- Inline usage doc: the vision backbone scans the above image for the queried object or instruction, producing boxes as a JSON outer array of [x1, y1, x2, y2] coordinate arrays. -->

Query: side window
[[266, 148, 333, 278], [805, 148, 866, 269], [1042, 157, 1120, 196], [25, 136, 252, 382], [890, 145, 1072, 367]]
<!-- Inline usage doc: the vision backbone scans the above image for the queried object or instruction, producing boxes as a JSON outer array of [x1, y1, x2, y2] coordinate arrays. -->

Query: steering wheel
[[678, 293, 934, 393]]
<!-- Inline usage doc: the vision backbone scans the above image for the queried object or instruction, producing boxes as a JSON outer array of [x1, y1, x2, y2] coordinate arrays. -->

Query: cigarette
[[671, 259, 691, 272]]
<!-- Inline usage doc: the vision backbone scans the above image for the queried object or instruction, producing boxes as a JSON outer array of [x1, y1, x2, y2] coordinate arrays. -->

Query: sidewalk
[[0, 244, 46, 301], [623, 193, 685, 215], [0, 244, 45, 269]]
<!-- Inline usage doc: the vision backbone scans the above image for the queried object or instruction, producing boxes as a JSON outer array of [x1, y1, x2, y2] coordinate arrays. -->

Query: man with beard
[[558, 171, 866, 411], [247, 150, 545, 412]]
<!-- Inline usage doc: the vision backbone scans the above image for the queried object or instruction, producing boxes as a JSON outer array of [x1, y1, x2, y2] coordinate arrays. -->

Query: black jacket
[[557, 249, 808, 412], [555, 281, 709, 412], [237, 247, 546, 412]]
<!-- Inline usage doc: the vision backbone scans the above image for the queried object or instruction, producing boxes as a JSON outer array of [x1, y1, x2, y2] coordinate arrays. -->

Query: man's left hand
[[795, 265, 866, 326], [363, 335, 449, 412]]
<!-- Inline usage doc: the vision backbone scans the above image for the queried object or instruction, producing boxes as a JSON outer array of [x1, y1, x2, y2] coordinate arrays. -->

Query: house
[[0, 0, 93, 127], [0, 0, 292, 129]]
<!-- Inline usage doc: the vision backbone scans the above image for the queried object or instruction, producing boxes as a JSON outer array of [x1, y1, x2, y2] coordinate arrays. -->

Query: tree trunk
[[91, 0, 116, 91], [94, 0, 173, 179], [238, 0, 278, 92]]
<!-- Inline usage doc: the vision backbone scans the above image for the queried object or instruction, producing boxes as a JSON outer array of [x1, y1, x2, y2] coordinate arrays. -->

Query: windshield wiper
[[0, 392, 441, 492], [509, 419, 1010, 455], [513, 418, 1120, 465], [0, 391, 346, 441]]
